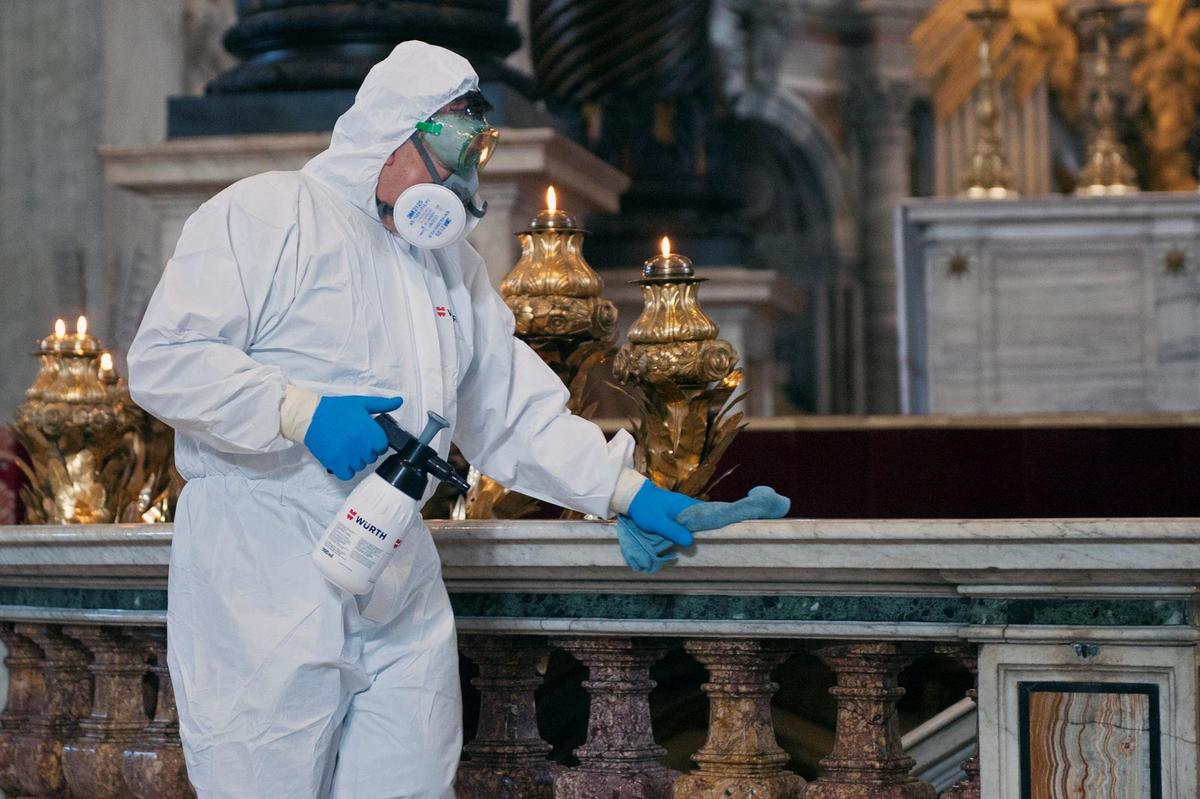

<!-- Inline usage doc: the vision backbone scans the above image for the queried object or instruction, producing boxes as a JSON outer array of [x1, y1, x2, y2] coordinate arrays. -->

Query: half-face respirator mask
[[387, 92, 499, 249]]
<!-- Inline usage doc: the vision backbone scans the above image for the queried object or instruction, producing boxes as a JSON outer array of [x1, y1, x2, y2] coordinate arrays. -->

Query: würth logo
[[434, 305, 457, 322], [349, 510, 387, 541], [435, 306, 448, 317]]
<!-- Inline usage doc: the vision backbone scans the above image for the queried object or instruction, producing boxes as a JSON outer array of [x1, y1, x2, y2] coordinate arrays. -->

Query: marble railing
[[0, 519, 1195, 798]]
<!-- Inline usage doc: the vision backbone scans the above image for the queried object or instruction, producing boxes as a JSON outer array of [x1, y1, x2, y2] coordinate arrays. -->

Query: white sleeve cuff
[[279, 385, 321, 443], [608, 467, 647, 517]]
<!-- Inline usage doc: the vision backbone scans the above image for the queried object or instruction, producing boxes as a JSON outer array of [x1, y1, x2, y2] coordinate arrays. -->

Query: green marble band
[[0, 588, 1187, 628], [0, 587, 168, 612], [449, 593, 1191, 628]]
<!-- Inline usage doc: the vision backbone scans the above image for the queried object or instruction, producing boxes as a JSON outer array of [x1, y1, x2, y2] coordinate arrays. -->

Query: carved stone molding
[[673, 639, 805, 799], [807, 642, 934, 799], [553, 637, 678, 799], [123, 631, 194, 799], [457, 634, 561, 799], [0, 624, 45, 795], [61, 626, 152, 799], [13, 624, 92, 798]]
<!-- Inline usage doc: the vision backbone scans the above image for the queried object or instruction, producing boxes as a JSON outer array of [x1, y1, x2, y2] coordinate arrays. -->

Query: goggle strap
[[415, 120, 443, 135], [412, 135, 447, 182]]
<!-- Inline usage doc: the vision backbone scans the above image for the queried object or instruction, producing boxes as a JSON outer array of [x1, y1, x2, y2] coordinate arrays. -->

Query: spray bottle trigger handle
[[374, 413, 415, 453]]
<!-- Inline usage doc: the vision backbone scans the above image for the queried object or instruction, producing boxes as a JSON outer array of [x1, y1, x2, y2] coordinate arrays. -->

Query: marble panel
[[1023, 683, 1157, 798], [978, 642, 1198, 799], [898, 193, 1200, 414]]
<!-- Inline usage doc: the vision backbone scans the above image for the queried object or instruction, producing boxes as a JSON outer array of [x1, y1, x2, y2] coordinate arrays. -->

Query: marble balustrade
[[0, 518, 1194, 798]]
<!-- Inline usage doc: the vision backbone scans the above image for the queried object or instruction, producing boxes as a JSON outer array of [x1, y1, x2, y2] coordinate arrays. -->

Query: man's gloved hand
[[625, 480, 702, 547], [303, 395, 403, 479], [617, 485, 792, 574]]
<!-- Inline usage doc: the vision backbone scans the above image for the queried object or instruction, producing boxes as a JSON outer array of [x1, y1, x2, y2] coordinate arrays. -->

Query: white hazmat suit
[[128, 41, 636, 799]]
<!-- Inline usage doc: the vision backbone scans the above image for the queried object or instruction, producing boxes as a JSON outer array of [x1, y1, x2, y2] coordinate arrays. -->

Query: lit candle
[[98, 352, 117, 384], [76, 315, 87, 338], [54, 318, 66, 339], [640, 235, 695, 281], [526, 184, 578, 231]]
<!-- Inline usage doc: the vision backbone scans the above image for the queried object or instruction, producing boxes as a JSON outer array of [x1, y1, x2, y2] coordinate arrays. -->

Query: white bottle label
[[313, 474, 417, 594]]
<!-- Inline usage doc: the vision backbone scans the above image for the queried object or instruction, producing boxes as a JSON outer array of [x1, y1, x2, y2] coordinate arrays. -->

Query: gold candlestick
[[613, 238, 744, 495], [961, 3, 1019, 199], [462, 186, 619, 520], [1076, 4, 1138, 196], [12, 318, 180, 524]]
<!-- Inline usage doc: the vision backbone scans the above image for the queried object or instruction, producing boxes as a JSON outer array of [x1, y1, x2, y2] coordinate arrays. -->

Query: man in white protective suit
[[127, 40, 703, 799]]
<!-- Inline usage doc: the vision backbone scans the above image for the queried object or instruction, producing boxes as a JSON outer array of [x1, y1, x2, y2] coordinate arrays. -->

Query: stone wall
[[0, 1, 186, 423]]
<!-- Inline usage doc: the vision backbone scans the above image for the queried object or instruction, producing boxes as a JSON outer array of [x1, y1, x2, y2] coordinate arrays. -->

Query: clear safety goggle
[[414, 112, 500, 175]]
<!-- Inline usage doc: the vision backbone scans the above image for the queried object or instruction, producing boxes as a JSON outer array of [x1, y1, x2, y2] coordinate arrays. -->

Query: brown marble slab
[[1022, 683, 1158, 799]]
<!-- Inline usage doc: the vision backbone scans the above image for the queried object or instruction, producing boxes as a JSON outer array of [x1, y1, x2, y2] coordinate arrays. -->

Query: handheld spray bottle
[[313, 411, 469, 594]]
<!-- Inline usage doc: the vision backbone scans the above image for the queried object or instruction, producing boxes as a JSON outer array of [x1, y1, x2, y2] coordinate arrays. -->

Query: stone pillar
[[860, 80, 912, 415], [673, 640, 804, 799], [0, 624, 46, 796], [854, 0, 928, 413], [807, 642, 934, 799], [456, 634, 560, 799], [553, 637, 677, 799], [61, 626, 151, 799], [12, 624, 92, 798], [935, 643, 980, 799], [123, 631, 195, 799]]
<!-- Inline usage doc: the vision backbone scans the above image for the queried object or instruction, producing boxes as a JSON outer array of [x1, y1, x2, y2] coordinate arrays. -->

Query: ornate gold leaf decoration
[[913, 0, 1080, 121], [1122, 1, 1200, 189], [916, 0, 1199, 190], [464, 201, 618, 520], [14, 341, 179, 525], [613, 243, 746, 497]]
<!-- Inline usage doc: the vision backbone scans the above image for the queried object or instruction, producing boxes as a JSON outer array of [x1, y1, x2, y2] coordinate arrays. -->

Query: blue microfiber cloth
[[616, 486, 791, 574]]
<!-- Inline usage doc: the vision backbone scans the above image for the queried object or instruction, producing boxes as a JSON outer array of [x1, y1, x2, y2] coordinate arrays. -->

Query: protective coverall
[[128, 41, 635, 798]]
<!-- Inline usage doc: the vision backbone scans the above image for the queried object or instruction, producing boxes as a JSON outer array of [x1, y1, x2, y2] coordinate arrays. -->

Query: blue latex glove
[[616, 515, 679, 574], [677, 486, 791, 531], [626, 480, 702, 547], [617, 486, 791, 574], [304, 395, 403, 479]]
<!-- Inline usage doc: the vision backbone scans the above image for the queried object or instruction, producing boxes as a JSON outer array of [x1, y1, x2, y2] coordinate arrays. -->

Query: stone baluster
[[456, 634, 561, 799], [807, 642, 934, 799], [552, 637, 678, 799], [935, 643, 980, 799], [673, 639, 805, 799], [0, 624, 47, 796], [61, 626, 153, 799], [123, 630, 195, 799], [13, 624, 92, 798]]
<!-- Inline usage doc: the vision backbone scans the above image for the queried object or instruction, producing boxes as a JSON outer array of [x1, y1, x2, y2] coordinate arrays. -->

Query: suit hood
[[303, 41, 478, 219]]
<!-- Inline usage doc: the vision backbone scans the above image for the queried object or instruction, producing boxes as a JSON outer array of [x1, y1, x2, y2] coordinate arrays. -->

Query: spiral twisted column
[[529, 0, 741, 267]]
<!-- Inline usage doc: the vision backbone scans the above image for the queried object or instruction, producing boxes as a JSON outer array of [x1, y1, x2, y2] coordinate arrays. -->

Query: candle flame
[[54, 318, 66, 338], [100, 352, 113, 371], [76, 315, 88, 336], [660, 236, 671, 258], [546, 185, 557, 213]]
